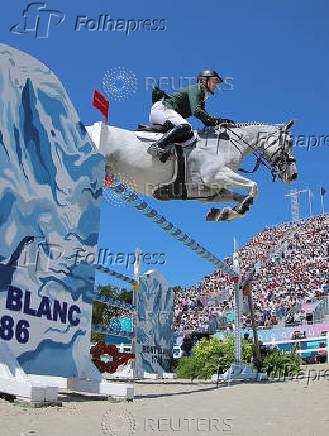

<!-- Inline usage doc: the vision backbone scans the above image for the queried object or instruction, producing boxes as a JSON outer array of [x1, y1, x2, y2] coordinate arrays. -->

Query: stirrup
[[147, 145, 167, 157], [147, 144, 173, 163]]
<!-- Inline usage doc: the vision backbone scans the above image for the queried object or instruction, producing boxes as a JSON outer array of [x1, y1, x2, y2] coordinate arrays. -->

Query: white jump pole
[[233, 238, 242, 366], [132, 248, 141, 379], [219, 238, 267, 381]]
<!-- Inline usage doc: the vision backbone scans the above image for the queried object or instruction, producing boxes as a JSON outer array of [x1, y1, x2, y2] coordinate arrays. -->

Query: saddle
[[135, 124, 198, 147], [136, 120, 174, 133]]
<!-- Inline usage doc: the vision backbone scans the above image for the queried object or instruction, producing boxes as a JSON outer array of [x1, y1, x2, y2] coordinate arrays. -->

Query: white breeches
[[149, 99, 191, 127]]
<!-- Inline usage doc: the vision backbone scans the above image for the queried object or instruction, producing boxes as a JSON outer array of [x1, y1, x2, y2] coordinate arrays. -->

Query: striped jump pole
[[91, 323, 134, 338], [92, 293, 134, 310], [104, 175, 236, 278], [95, 264, 138, 288]]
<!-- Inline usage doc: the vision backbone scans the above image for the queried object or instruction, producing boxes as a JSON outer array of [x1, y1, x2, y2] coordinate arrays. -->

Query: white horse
[[86, 120, 297, 221]]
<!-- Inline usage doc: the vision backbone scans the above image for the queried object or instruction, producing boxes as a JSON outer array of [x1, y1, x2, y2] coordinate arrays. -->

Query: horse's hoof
[[207, 207, 239, 221], [206, 208, 228, 221], [217, 207, 232, 221], [206, 208, 219, 221]]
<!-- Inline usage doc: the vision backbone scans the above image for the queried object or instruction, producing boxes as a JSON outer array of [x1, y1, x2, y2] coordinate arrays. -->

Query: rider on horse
[[147, 69, 236, 161]]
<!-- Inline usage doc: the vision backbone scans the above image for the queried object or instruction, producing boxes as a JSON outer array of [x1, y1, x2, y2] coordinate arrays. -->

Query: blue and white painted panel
[[135, 270, 174, 376], [0, 44, 104, 378]]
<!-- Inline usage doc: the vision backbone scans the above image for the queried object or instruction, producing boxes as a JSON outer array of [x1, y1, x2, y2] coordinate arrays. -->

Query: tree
[[91, 284, 133, 338], [171, 286, 183, 293]]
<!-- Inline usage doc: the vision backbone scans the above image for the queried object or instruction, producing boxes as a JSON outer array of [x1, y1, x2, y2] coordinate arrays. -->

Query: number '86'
[[0, 316, 30, 344]]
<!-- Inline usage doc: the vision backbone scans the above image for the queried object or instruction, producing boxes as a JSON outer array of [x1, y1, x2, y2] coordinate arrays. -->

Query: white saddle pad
[[135, 130, 198, 147]]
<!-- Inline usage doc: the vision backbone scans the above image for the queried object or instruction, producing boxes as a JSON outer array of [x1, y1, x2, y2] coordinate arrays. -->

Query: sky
[[1, 0, 328, 287]]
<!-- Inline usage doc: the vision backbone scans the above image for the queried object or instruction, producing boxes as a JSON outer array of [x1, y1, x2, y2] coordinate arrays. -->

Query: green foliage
[[118, 288, 133, 304], [90, 331, 105, 343], [91, 284, 133, 326], [96, 285, 114, 297], [175, 336, 301, 382], [92, 300, 105, 326], [171, 286, 183, 293], [176, 336, 252, 380], [96, 284, 133, 303], [176, 355, 200, 379], [259, 346, 301, 378]]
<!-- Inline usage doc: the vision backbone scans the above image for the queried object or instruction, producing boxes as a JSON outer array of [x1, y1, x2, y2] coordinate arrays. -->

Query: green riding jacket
[[162, 83, 217, 126]]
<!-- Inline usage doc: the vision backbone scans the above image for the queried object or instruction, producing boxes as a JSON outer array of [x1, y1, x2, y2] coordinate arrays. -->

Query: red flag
[[92, 90, 109, 124]]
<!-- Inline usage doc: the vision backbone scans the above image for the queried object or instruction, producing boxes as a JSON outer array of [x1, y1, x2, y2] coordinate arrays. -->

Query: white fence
[[263, 333, 329, 363]]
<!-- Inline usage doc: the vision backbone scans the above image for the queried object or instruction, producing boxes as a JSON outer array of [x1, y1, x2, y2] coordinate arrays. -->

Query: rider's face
[[207, 77, 221, 94]]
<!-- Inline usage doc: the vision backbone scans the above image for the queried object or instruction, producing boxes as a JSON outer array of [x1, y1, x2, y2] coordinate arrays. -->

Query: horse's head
[[262, 119, 297, 185]]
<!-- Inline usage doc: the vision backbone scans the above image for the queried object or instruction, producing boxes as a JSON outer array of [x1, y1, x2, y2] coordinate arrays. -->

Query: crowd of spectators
[[173, 215, 329, 335]]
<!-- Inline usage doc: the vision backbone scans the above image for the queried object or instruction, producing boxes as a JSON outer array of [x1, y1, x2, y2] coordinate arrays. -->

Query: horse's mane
[[234, 121, 285, 128], [198, 122, 286, 132]]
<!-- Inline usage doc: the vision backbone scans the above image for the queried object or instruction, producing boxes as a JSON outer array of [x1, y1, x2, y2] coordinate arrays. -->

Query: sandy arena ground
[[1, 365, 328, 436]]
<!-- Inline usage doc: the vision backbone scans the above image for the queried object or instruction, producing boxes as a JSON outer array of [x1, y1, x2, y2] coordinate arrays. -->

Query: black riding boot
[[147, 123, 192, 162]]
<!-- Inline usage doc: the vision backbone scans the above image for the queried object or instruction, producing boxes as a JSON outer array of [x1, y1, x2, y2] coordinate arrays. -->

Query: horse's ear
[[286, 119, 296, 130]]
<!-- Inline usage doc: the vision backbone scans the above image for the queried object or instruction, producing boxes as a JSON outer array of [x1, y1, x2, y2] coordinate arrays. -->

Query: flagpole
[[320, 187, 325, 215], [308, 189, 312, 217]]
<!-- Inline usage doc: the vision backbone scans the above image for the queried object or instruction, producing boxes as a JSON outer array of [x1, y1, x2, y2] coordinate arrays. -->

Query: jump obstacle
[[0, 44, 262, 407], [0, 45, 137, 404], [103, 174, 266, 382], [92, 261, 175, 380]]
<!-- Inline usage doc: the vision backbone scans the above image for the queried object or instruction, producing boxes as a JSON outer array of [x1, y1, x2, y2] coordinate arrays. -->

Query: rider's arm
[[188, 85, 217, 126]]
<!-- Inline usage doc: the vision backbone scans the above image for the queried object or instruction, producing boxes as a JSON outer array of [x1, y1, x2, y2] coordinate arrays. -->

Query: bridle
[[220, 123, 296, 182]]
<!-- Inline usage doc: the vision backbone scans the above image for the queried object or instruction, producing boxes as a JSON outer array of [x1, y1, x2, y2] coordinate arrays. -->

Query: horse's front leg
[[199, 188, 246, 204], [205, 168, 258, 221]]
